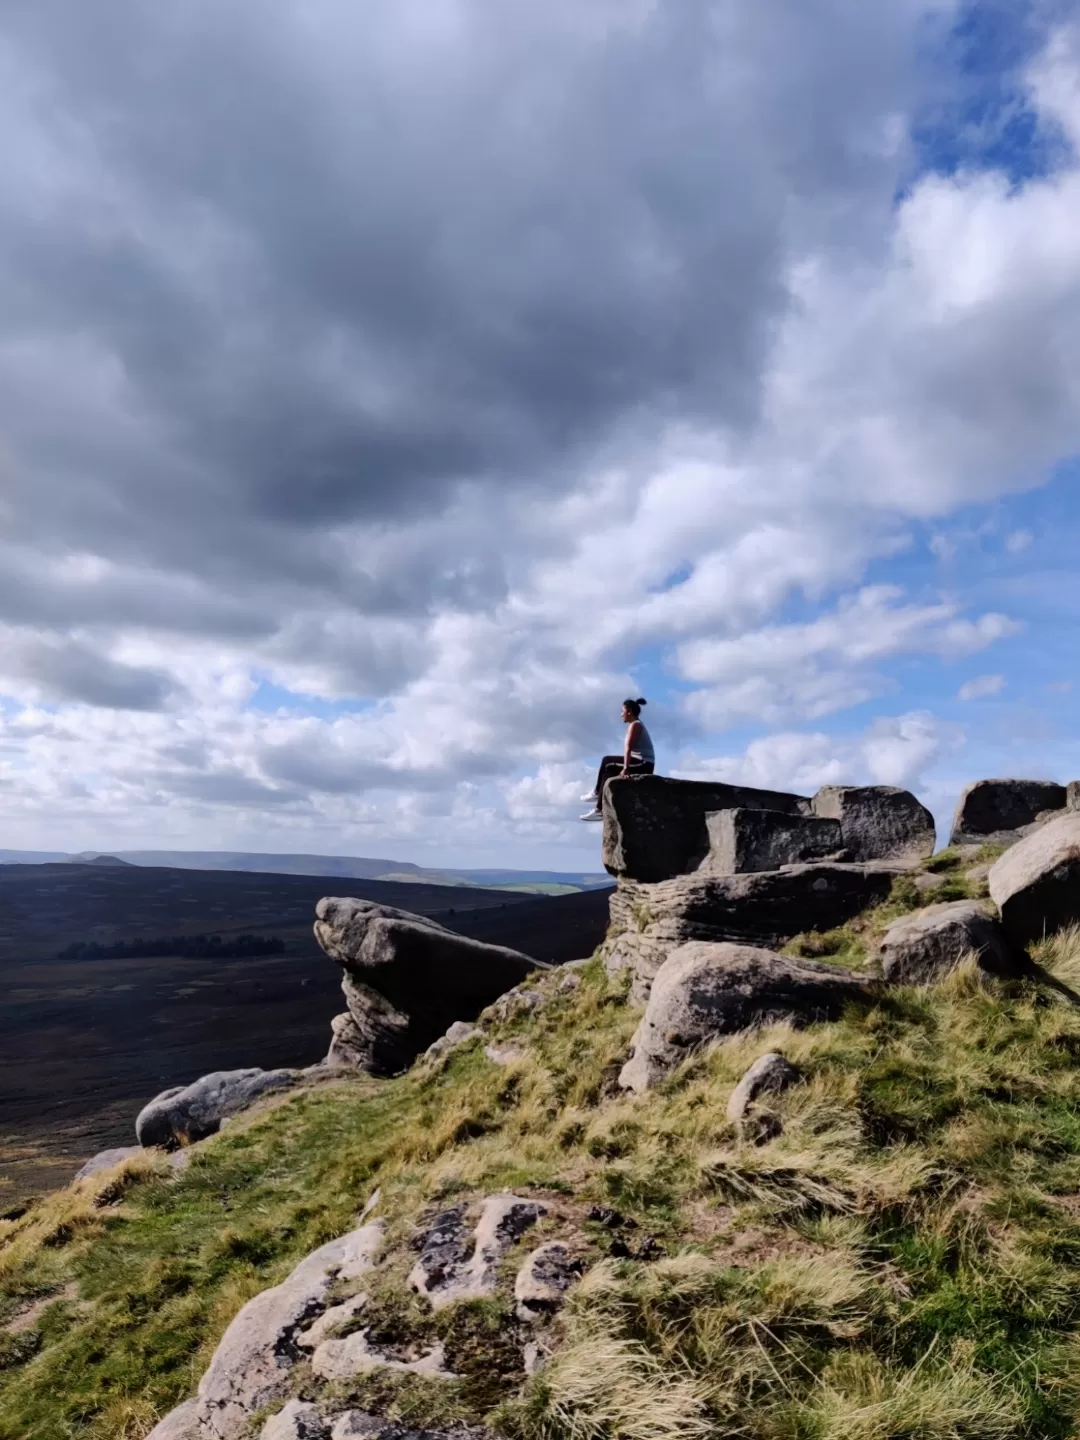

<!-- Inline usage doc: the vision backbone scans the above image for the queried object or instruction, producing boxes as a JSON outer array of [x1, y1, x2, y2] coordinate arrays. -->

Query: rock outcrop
[[261, 1401, 329, 1440], [314, 899, 540, 1075], [950, 778, 1068, 846], [620, 942, 873, 1091], [989, 813, 1080, 947], [602, 776, 934, 882], [878, 901, 1016, 985], [810, 785, 935, 865], [147, 1401, 200, 1440], [704, 808, 844, 874], [194, 1222, 383, 1439], [136, 1068, 298, 1150], [602, 775, 808, 882], [607, 863, 895, 998], [514, 1242, 582, 1321], [408, 1195, 546, 1310], [725, 1052, 801, 1136], [74, 1145, 142, 1181]]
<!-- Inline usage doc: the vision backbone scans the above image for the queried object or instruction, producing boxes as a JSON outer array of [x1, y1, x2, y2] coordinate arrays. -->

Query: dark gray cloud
[[0, 0, 939, 638], [14, 638, 179, 710]]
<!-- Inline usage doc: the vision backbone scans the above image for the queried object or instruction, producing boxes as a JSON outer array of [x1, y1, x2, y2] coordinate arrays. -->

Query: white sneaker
[[580, 791, 597, 802], [580, 808, 603, 822]]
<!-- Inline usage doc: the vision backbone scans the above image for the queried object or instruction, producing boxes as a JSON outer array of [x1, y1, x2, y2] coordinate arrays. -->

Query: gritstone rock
[[423, 1020, 481, 1061], [703, 808, 844, 874], [601, 774, 808, 882], [408, 1195, 546, 1309], [879, 901, 1017, 985], [619, 942, 873, 1092], [810, 786, 935, 865], [606, 863, 895, 999], [194, 1222, 383, 1439], [989, 812, 1080, 947], [136, 1068, 298, 1150], [725, 1052, 801, 1132], [314, 898, 540, 1075], [950, 778, 1068, 846], [326, 1011, 378, 1069], [514, 1242, 583, 1321], [330, 1416, 491, 1439], [297, 1293, 369, 1350], [311, 1334, 452, 1383], [74, 1146, 142, 1181], [146, 1401, 201, 1440], [261, 1401, 330, 1440]]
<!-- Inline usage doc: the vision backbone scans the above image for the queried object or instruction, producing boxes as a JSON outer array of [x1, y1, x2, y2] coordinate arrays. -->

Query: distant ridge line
[[0, 849, 609, 893]]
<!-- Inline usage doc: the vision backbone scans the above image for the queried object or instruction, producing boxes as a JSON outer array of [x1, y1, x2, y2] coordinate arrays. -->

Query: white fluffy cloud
[[0, 4, 1078, 860]]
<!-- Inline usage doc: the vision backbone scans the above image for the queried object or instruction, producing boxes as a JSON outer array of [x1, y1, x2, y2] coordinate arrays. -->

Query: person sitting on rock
[[581, 697, 655, 821]]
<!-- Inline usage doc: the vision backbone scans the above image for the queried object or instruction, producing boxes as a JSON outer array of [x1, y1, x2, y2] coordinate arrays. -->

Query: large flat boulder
[[314, 899, 540, 1076], [950, 778, 1067, 846], [606, 863, 895, 998], [619, 941, 873, 1091], [879, 901, 1016, 985], [704, 808, 844, 874], [989, 813, 1080, 947], [601, 775, 808, 882], [136, 1068, 298, 1150], [810, 785, 935, 865]]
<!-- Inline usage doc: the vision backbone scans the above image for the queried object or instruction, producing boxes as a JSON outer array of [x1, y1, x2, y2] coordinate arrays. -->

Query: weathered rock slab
[[297, 1293, 369, 1350], [607, 863, 895, 999], [423, 1021, 480, 1061], [75, 1146, 142, 1181], [261, 1401, 330, 1440], [703, 808, 844, 874], [315, 898, 539, 1075], [879, 901, 1016, 985], [311, 1334, 452, 1382], [602, 774, 809, 882], [725, 1052, 801, 1129], [989, 813, 1080, 947], [146, 1400, 200, 1440], [950, 778, 1067, 846], [514, 1242, 582, 1321], [620, 942, 873, 1092], [409, 1196, 546, 1309], [330, 1416, 490, 1440], [194, 1222, 383, 1439], [136, 1068, 298, 1150], [811, 785, 935, 865]]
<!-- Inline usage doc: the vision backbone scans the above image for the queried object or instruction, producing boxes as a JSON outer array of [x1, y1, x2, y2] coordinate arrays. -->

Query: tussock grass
[[9, 940, 1080, 1437]]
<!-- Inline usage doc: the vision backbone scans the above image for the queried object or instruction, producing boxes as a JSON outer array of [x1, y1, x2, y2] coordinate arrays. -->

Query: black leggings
[[592, 755, 654, 799]]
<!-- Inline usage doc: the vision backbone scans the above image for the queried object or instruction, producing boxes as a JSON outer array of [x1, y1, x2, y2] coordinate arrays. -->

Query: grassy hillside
[[0, 870, 610, 1205], [6, 905, 1080, 1439]]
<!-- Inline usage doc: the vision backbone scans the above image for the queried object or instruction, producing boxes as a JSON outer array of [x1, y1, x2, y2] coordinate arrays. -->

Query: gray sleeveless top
[[629, 720, 654, 764]]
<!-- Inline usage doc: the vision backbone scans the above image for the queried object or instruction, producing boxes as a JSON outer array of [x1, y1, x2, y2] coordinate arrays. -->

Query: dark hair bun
[[636, 697, 647, 707]]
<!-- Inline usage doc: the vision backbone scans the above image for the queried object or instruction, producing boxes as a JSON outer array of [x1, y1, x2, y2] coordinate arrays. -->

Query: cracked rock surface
[[409, 1195, 547, 1309]]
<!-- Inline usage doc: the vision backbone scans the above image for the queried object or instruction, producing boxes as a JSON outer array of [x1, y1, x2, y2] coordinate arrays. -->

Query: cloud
[[1005, 529, 1034, 552], [1, 635, 179, 711], [677, 710, 961, 794], [957, 673, 1006, 700], [0, 3, 1078, 855]]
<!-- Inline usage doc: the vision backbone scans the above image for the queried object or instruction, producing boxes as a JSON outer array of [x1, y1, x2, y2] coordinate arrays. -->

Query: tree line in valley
[[54, 933, 287, 961]]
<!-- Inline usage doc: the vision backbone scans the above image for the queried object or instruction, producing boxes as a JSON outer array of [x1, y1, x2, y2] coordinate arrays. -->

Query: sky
[[1, 0, 1080, 872]]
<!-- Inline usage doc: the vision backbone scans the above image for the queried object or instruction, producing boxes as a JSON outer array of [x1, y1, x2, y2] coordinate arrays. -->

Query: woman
[[580, 698, 655, 820]]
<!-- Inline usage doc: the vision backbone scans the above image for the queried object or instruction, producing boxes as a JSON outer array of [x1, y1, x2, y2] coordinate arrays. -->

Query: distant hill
[[6, 849, 610, 893]]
